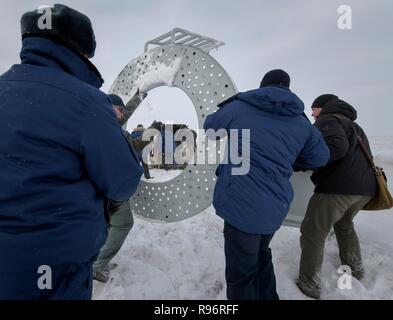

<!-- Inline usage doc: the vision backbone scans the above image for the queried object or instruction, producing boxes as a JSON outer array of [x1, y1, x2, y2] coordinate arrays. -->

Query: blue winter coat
[[0, 37, 143, 272], [204, 86, 330, 234], [131, 129, 144, 159], [131, 130, 143, 140]]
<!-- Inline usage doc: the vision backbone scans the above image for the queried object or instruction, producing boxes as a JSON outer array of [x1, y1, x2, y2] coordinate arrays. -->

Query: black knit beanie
[[260, 69, 291, 89], [311, 94, 339, 108], [21, 4, 96, 58], [108, 94, 125, 109]]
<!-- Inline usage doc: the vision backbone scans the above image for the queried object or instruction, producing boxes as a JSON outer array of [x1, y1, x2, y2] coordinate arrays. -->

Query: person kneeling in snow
[[93, 93, 149, 283], [204, 69, 330, 300]]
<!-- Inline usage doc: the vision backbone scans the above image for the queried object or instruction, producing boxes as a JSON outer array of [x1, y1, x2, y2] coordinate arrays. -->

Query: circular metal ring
[[110, 44, 237, 222]]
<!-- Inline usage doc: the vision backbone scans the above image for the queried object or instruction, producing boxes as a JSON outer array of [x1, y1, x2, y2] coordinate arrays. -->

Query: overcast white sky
[[1, 0, 392, 135]]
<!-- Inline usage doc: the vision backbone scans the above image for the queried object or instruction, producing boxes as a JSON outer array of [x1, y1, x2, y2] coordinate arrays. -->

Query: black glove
[[136, 88, 148, 100], [293, 165, 312, 173], [104, 199, 124, 224]]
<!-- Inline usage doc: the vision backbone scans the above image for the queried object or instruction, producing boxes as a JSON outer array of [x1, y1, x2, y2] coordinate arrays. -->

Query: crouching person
[[93, 93, 148, 282], [204, 70, 330, 300], [0, 5, 143, 300], [297, 95, 377, 299]]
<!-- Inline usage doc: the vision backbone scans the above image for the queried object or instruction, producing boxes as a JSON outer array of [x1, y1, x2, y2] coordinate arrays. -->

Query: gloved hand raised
[[119, 88, 148, 126], [136, 88, 148, 100]]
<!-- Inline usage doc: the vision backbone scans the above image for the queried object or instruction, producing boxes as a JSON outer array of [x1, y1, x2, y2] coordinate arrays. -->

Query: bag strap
[[332, 114, 376, 171]]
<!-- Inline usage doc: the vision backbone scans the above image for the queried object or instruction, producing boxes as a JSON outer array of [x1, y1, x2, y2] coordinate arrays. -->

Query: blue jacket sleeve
[[203, 103, 234, 139], [294, 125, 330, 170], [81, 97, 143, 202]]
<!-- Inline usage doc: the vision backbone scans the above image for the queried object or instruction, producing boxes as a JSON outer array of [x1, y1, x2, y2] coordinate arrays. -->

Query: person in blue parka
[[204, 69, 330, 300], [131, 124, 152, 179], [0, 4, 143, 300]]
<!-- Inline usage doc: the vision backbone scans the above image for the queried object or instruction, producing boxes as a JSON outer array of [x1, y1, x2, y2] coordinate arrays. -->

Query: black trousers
[[224, 222, 279, 300], [142, 161, 151, 179]]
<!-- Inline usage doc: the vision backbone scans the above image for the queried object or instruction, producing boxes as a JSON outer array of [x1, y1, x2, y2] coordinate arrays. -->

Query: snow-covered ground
[[93, 137, 393, 300]]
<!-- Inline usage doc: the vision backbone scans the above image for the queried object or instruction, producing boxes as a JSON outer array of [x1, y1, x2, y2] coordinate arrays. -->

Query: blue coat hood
[[236, 86, 305, 117]]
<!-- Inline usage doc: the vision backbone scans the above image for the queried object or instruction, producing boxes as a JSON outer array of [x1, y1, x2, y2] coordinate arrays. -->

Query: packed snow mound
[[133, 54, 182, 95], [93, 137, 393, 300]]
